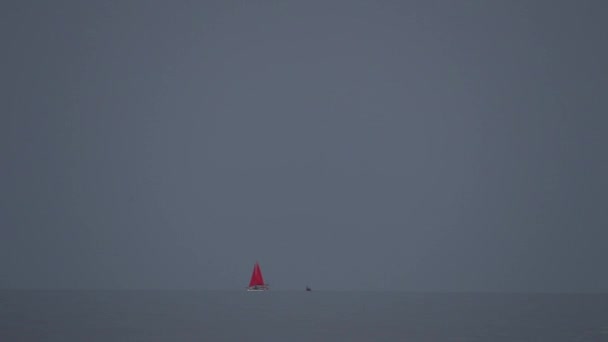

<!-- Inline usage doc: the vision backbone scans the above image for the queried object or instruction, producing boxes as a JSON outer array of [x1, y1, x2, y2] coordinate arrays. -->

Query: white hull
[[246, 286, 269, 291]]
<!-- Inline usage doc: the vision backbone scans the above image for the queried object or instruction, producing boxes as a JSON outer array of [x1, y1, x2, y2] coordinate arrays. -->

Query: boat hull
[[246, 286, 269, 291]]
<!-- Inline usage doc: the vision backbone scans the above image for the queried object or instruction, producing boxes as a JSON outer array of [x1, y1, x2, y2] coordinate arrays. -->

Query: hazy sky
[[2, 0, 607, 292]]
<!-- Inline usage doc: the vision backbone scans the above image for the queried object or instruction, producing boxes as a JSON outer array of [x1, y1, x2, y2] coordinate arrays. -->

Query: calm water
[[1, 290, 607, 341]]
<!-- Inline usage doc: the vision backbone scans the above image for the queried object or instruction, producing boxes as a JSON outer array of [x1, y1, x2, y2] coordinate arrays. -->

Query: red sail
[[248, 262, 266, 286]]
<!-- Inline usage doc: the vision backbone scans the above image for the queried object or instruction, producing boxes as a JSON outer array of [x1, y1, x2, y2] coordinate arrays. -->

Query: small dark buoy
[[306, 286, 311, 291]]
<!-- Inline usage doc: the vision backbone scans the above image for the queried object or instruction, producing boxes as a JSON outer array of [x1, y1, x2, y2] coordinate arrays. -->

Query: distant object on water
[[306, 286, 311, 292], [246, 261, 269, 291]]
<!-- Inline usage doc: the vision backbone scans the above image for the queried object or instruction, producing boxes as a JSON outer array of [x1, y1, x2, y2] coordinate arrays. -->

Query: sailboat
[[246, 261, 269, 291]]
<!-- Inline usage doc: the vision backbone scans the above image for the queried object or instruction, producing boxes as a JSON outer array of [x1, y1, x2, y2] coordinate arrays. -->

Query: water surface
[[2, 290, 607, 341]]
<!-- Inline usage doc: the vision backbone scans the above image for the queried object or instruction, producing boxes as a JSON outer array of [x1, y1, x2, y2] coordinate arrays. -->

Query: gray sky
[[2, 0, 607, 292]]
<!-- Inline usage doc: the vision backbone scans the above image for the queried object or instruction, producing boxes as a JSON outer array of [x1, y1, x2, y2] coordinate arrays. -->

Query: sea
[[1, 290, 607, 341]]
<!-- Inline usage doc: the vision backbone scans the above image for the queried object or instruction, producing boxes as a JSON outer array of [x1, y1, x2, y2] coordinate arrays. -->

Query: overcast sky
[[2, 0, 607, 292]]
